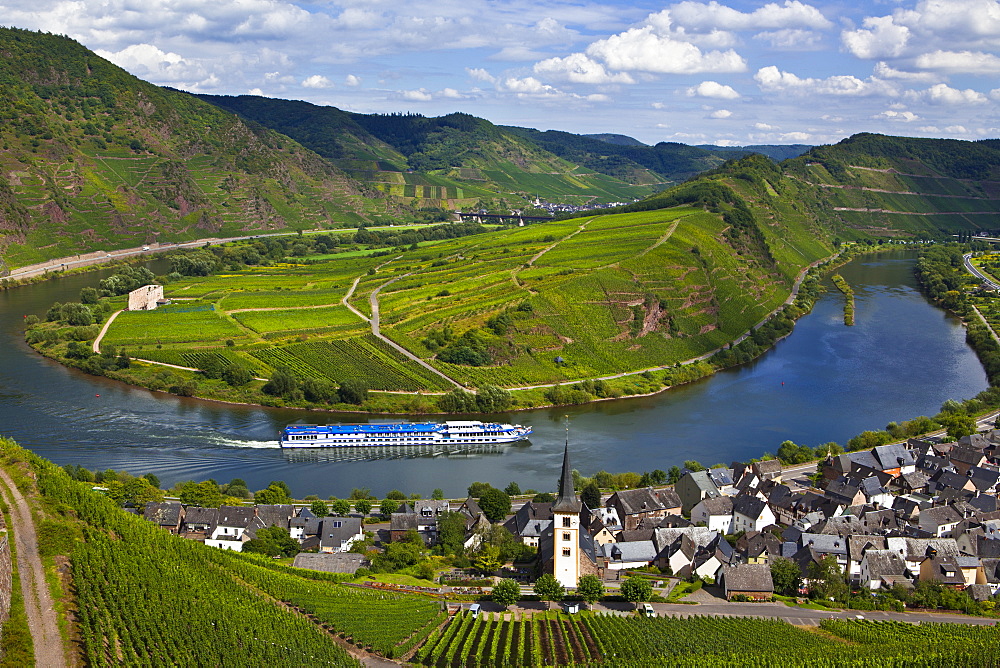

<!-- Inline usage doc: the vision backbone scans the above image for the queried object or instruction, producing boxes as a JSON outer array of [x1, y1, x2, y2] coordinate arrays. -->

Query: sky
[[4, 0, 1000, 147]]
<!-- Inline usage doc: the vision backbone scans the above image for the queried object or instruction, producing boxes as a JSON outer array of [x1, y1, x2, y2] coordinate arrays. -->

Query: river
[[0, 251, 988, 497]]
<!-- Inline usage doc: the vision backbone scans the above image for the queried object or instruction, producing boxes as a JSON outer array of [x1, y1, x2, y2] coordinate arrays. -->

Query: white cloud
[[754, 122, 778, 130], [917, 83, 988, 104], [96, 43, 209, 85], [466, 67, 496, 83], [301, 74, 333, 88], [533, 53, 635, 84], [842, 16, 910, 59], [440, 88, 464, 99], [708, 109, 733, 118], [499, 76, 563, 97], [586, 26, 746, 74], [915, 50, 1000, 74], [687, 80, 741, 99], [875, 109, 920, 122], [873, 62, 938, 82], [780, 131, 812, 141], [344, 74, 362, 86], [402, 88, 433, 101], [754, 29, 823, 50], [666, 1, 833, 31], [945, 125, 970, 134], [247, 87, 267, 96], [991, 89, 1000, 100], [754, 65, 896, 96]]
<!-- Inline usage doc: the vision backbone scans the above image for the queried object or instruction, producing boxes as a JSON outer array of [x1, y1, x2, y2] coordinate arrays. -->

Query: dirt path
[[91, 308, 123, 353], [0, 468, 66, 668]]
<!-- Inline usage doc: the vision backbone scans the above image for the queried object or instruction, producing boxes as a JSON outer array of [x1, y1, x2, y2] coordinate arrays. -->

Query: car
[[105, 254, 112, 257], [142, 246, 150, 251]]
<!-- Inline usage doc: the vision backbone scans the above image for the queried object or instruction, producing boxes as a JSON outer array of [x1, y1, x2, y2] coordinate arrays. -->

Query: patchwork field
[[100, 203, 828, 393]]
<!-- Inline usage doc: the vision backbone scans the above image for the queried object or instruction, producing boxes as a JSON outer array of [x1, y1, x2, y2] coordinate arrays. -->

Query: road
[[964, 252, 1000, 291], [0, 468, 66, 667]]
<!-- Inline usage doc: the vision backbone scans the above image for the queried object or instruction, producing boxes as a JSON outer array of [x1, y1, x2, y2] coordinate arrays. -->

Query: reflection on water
[[281, 441, 527, 463]]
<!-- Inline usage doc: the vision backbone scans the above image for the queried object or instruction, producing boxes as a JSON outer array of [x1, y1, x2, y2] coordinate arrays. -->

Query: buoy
[[781, 382, 784, 386], [95, 394, 100, 397]]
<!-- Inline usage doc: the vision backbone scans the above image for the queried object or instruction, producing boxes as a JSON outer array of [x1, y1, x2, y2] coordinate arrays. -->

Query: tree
[[436, 511, 467, 555], [222, 364, 253, 386], [310, 500, 328, 517], [576, 574, 605, 605], [532, 492, 555, 503], [337, 379, 369, 405], [533, 574, 565, 602], [431, 488, 445, 500], [354, 499, 372, 516], [467, 481, 492, 498], [807, 554, 848, 601], [255, 483, 291, 505], [770, 556, 802, 596], [620, 576, 653, 606], [581, 481, 601, 510], [491, 578, 521, 608], [178, 480, 224, 508], [386, 489, 406, 500], [329, 499, 351, 516], [473, 544, 503, 574], [379, 498, 400, 520], [504, 481, 521, 496], [479, 488, 511, 522], [684, 460, 706, 472], [262, 367, 298, 397], [667, 466, 682, 484], [243, 526, 300, 557]]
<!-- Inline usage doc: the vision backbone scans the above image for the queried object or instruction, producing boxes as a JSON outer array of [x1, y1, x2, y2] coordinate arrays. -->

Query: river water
[[0, 252, 988, 497]]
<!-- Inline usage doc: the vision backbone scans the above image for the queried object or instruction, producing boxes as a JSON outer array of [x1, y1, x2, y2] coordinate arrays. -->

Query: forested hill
[[0, 27, 381, 269], [610, 133, 1000, 244], [198, 95, 668, 210]]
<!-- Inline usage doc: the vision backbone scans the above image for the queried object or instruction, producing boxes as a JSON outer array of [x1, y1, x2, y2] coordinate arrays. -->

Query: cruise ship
[[279, 420, 532, 448]]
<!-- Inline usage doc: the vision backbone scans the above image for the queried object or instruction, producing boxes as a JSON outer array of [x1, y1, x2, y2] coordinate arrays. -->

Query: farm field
[[415, 611, 1000, 667], [98, 202, 829, 396]]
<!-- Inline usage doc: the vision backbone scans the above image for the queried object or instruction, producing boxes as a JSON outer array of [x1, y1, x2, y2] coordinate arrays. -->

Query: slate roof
[[609, 487, 669, 516], [256, 504, 294, 528], [862, 549, 906, 580], [695, 496, 734, 516], [872, 444, 915, 470], [707, 468, 735, 488], [292, 552, 366, 574], [143, 502, 183, 527], [390, 513, 418, 532], [599, 540, 657, 563], [732, 494, 768, 520], [183, 506, 218, 528], [918, 505, 963, 531], [214, 506, 256, 529], [722, 563, 774, 593], [318, 517, 363, 550]]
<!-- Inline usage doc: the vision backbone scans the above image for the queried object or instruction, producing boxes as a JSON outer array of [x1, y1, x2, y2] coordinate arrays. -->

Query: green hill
[[197, 96, 664, 209], [0, 27, 382, 270]]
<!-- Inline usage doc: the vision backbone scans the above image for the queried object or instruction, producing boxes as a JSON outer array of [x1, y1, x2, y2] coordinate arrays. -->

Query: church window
[[562, 517, 572, 527], [562, 532, 571, 541], [562, 548, 571, 557]]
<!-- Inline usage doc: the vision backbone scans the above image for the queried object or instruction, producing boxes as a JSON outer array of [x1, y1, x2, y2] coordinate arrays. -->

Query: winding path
[[0, 468, 65, 667], [92, 308, 123, 353]]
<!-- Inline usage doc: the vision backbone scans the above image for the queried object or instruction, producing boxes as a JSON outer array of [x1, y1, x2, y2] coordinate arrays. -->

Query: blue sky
[[5, 0, 1000, 146]]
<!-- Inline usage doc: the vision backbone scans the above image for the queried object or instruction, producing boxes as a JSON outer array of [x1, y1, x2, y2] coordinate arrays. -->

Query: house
[[205, 506, 257, 551], [918, 555, 966, 588], [596, 540, 658, 571], [318, 517, 364, 553], [690, 496, 734, 534], [949, 446, 987, 475], [736, 531, 781, 565], [676, 470, 721, 514], [918, 505, 964, 537], [606, 487, 681, 531], [181, 506, 218, 540], [885, 537, 961, 576], [847, 536, 887, 584], [793, 534, 850, 573], [707, 468, 736, 495], [255, 504, 294, 529], [731, 494, 776, 534], [650, 527, 721, 574], [721, 564, 774, 600], [143, 502, 184, 534], [859, 549, 909, 590], [391, 499, 451, 544], [504, 501, 554, 546]]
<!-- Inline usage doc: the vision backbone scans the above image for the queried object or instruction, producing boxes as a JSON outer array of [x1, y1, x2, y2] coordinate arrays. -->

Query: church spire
[[552, 419, 581, 513]]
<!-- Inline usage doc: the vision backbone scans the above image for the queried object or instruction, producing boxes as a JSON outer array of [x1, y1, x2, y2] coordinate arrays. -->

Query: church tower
[[551, 438, 582, 588]]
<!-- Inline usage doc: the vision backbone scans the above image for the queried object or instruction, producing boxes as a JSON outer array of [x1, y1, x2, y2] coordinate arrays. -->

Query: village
[[132, 418, 1000, 615]]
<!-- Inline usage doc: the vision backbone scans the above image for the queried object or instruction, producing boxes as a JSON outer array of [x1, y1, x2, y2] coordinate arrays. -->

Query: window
[[562, 548, 571, 557], [562, 532, 571, 541], [562, 517, 572, 528]]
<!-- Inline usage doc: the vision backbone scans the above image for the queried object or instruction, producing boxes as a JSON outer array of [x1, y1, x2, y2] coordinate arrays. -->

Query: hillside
[[198, 95, 662, 209], [0, 27, 383, 271]]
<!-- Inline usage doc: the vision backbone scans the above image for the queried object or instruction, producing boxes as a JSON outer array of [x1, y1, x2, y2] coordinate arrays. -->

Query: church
[[538, 441, 601, 588]]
